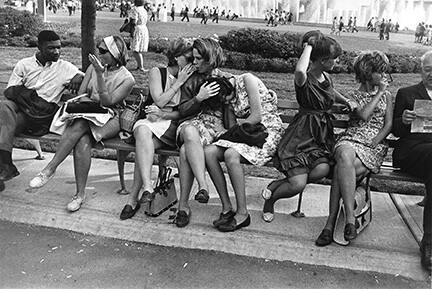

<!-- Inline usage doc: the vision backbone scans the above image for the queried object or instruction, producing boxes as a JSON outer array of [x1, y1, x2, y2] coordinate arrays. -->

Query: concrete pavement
[[0, 149, 429, 282]]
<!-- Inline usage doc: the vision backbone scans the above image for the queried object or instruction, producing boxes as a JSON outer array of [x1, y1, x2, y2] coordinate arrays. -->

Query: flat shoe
[[194, 189, 209, 204], [29, 171, 55, 188], [120, 202, 141, 220], [139, 190, 153, 203], [262, 212, 274, 223], [344, 223, 357, 241], [315, 229, 333, 246], [217, 214, 251, 232], [0, 164, 19, 181], [261, 187, 273, 200], [66, 195, 84, 212], [174, 210, 191, 227], [213, 210, 235, 227]]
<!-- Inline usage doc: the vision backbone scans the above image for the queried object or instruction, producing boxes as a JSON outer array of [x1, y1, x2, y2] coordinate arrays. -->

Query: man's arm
[[392, 88, 412, 137]]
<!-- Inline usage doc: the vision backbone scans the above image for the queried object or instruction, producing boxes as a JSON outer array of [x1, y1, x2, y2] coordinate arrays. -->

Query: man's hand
[[65, 73, 84, 94], [402, 109, 416, 125]]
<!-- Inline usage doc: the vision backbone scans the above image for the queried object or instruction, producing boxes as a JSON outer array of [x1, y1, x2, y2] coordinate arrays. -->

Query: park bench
[[8, 85, 424, 216]]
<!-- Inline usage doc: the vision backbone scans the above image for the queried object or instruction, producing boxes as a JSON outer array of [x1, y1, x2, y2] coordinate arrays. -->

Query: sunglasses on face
[[98, 47, 109, 55]]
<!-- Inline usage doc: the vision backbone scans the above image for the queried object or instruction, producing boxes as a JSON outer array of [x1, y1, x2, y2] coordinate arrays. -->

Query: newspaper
[[411, 99, 432, 133]]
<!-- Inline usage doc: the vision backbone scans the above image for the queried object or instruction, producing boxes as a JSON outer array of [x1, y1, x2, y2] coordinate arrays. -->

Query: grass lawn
[[0, 46, 422, 101]]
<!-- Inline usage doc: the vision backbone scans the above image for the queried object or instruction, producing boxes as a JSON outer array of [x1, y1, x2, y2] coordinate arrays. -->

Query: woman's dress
[[335, 90, 389, 173], [130, 6, 149, 52], [275, 72, 336, 177], [212, 74, 284, 166]]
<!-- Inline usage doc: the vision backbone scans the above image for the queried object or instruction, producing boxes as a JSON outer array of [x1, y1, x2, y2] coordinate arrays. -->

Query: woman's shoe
[[344, 223, 358, 241], [315, 229, 333, 246], [262, 212, 274, 223], [174, 210, 191, 228], [194, 189, 209, 203], [66, 195, 84, 212], [213, 210, 235, 227], [139, 190, 153, 203], [120, 202, 141, 220], [29, 171, 55, 188], [217, 214, 251, 232], [261, 187, 273, 200]]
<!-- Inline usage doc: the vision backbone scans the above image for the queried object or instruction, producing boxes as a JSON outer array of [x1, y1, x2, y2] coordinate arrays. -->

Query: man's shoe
[[0, 180, 4, 192], [420, 240, 432, 272], [194, 189, 209, 203], [0, 164, 19, 181]]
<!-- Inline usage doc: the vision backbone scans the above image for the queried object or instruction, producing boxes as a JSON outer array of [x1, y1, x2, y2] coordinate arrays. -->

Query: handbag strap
[[159, 67, 167, 92]]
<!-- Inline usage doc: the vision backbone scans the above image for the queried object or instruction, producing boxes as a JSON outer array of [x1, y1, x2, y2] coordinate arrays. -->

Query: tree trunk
[[81, 0, 96, 71]]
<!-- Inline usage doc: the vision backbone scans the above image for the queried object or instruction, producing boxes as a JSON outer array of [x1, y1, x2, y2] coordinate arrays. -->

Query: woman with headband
[[29, 35, 135, 212]]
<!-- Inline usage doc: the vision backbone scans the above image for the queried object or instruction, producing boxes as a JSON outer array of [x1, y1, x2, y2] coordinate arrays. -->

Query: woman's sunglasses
[[98, 47, 109, 55]]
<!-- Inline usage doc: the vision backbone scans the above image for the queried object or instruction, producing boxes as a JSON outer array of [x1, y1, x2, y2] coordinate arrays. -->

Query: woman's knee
[[181, 125, 200, 144], [69, 119, 89, 134], [289, 177, 307, 193], [224, 148, 241, 166], [134, 125, 153, 142], [335, 146, 356, 166], [75, 134, 92, 152]]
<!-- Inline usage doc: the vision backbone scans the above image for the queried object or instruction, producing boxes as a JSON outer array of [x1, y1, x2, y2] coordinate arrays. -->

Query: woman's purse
[[119, 93, 144, 134], [119, 18, 134, 33], [218, 122, 269, 148]]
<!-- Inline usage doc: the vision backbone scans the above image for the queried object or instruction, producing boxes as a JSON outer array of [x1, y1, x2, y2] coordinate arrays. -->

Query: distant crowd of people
[[264, 9, 294, 27], [415, 22, 432, 46], [330, 16, 359, 35], [366, 17, 398, 40]]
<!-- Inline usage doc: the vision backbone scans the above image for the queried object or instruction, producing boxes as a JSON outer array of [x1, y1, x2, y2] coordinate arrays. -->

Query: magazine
[[411, 99, 432, 133]]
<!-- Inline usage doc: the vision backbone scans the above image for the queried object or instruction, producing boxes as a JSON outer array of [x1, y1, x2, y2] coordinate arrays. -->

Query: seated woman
[[119, 38, 195, 220], [29, 35, 135, 212], [204, 73, 284, 232], [315, 50, 393, 246], [173, 38, 226, 227], [262, 31, 356, 223]]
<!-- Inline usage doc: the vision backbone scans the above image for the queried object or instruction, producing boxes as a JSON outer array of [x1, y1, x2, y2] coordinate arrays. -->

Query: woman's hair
[[166, 38, 193, 67], [99, 35, 128, 67], [301, 30, 342, 62], [353, 50, 389, 83], [134, 0, 144, 6], [193, 38, 225, 70]]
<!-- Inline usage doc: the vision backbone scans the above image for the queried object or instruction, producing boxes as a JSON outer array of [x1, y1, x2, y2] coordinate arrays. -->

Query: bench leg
[[116, 150, 130, 195], [291, 191, 305, 218]]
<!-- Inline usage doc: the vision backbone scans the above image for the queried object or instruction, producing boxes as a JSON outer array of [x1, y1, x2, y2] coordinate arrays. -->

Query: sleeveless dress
[[335, 90, 390, 173], [275, 72, 336, 177], [212, 74, 284, 166], [130, 6, 149, 52], [133, 67, 180, 148]]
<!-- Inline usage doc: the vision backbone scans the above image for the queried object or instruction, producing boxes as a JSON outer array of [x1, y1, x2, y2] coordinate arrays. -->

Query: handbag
[[119, 18, 134, 34], [218, 122, 269, 148], [333, 175, 372, 246], [144, 166, 178, 217], [65, 101, 109, 114], [119, 93, 144, 133]]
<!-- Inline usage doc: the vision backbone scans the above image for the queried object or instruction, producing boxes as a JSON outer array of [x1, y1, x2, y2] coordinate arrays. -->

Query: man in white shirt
[[0, 30, 83, 182]]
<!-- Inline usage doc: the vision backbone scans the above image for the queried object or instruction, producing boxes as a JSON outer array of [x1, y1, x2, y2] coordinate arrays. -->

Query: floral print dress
[[212, 74, 284, 166], [335, 89, 390, 173]]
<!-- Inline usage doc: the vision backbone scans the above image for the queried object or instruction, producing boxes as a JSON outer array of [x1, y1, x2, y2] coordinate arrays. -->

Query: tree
[[81, 0, 96, 71]]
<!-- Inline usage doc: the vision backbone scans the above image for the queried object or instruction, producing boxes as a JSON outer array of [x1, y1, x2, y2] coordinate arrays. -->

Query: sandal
[[315, 229, 333, 246], [194, 189, 209, 203]]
